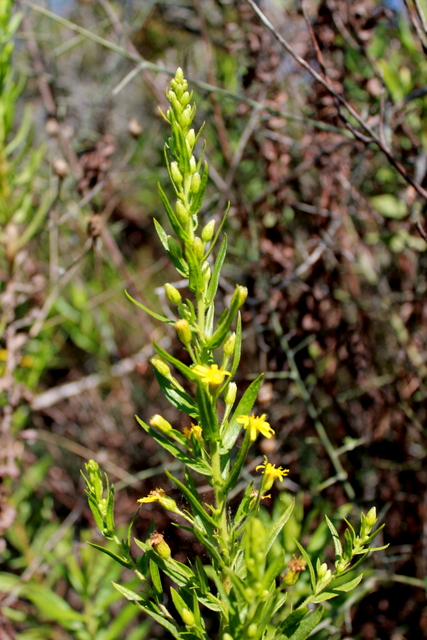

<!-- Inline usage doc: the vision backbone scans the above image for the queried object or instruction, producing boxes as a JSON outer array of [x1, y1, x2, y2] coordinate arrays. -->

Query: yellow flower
[[137, 488, 178, 512], [138, 488, 167, 504], [256, 457, 289, 490], [183, 423, 203, 440], [236, 413, 275, 441], [192, 363, 231, 387]]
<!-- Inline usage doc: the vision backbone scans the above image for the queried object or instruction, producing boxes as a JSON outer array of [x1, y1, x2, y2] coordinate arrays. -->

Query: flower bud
[[201, 261, 211, 280], [150, 414, 173, 434], [181, 104, 193, 127], [181, 91, 191, 107], [231, 285, 248, 309], [165, 283, 182, 305], [175, 319, 192, 345], [223, 333, 236, 356], [317, 562, 328, 579], [189, 156, 197, 172], [193, 237, 204, 260], [247, 624, 257, 638], [365, 507, 377, 529], [149, 532, 171, 559], [225, 382, 237, 406], [202, 220, 215, 243], [181, 608, 195, 627], [176, 200, 189, 224], [170, 161, 183, 184], [186, 128, 196, 147], [190, 172, 201, 194], [150, 354, 171, 377], [223, 635, 234, 640]]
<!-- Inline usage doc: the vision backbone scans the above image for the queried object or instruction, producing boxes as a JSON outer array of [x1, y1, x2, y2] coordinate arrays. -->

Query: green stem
[[210, 440, 229, 560]]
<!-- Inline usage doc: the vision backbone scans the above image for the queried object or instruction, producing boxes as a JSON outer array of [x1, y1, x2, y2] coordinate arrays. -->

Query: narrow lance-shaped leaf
[[222, 374, 264, 450]]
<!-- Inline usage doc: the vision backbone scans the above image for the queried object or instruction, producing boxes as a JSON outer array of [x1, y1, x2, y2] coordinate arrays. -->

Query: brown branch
[[246, 0, 427, 201]]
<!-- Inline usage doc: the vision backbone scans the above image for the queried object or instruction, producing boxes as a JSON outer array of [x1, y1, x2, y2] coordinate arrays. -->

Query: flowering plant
[[83, 69, 387, 640]]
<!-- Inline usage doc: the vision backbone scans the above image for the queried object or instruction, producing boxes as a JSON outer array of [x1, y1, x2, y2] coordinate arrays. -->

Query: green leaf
[[149, 559, 163, 598], [293, 540, 316, 591], [125, 290, 171, 324], [87, 542, 133, 569], [24, 584, 85, 624], [111, 581, 142, 602], [333, 573, 364, 592], [266, 499, 295, 555], [170, 587, 188, 617], [165, 469, 217, 528], [285, 606, 324, 640], [86, 493, 105, 532], [206, 234, 227, 305], [135, 416, 210, 475], [153, 218, 169, 251], [224, 431, 251, 492], [15, 190, 52, 250], [153, 368, 198, 419], [152, 340, 198, 381], [312, 591, 339, 603], [370, 194, 408, 219], [189, 160, 209, 216], [136, 601, 183, 640], [186, 244, 205, 293], [105, 488, 115, 534], [195, 381, 219, 442], [325, 515, 343, 560], [158, 183, 189, 242], [222, 374, 264, 450]]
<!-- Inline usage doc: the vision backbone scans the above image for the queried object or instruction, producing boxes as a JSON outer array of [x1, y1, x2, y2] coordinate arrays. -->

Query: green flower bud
[[85, 460, 103, 502], [165, 283, 182, 305], [223, 635, 234, 640], [175, 319, 192, 344], [201, 261, 211, 286], [248, 624, 257, 638], [176, 200, 189, 224], [193, 237, 204, 260], [191, 172, 201, 194], [317, 562, 328, 579], [150, 414, 173, 434], [150, 354, 171, 377], [202, 220, 215, 243], [170, 161, 183, 184], [186, 128, 196, 147], [225, 382, 237, 406], [223, 333, 236, 356], [181, 608, 195, 627], [181, 91, 191, 107], [149, 532, 171, 559], [189, 156, 197, 172], [231, 285, 248, 309], [365, 507, 377, 529], [181, 104, 193, 127]]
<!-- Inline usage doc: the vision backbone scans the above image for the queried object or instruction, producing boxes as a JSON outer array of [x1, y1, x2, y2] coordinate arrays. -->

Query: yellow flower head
[[236, 413, 275, 441], [137, 488, 167, 504], [192, 363, 231, 387], [183, 423, 203, 440], [137, 488, 178, 512], [256, 457, 289, 491]]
